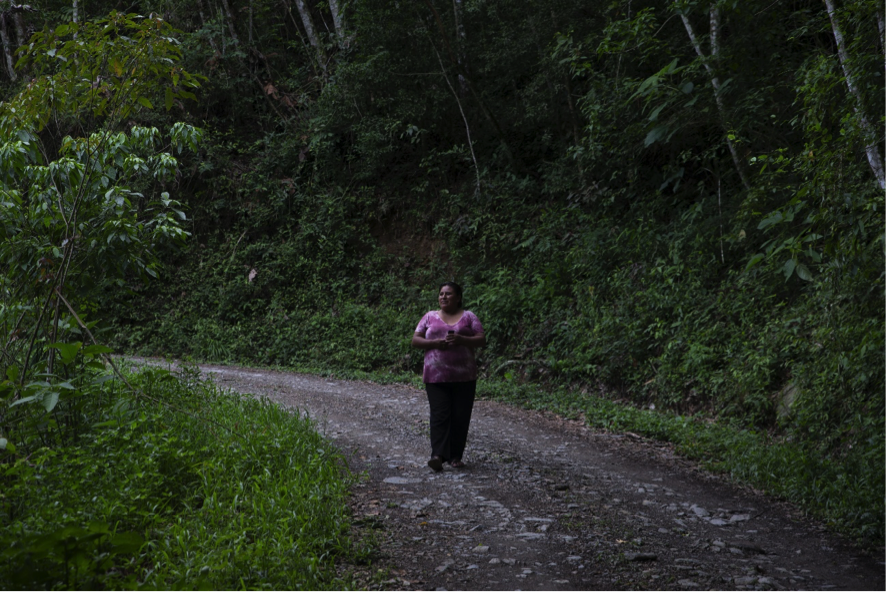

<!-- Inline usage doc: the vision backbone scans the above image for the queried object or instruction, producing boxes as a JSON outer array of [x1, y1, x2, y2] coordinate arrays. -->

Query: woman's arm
[[411, 333, 449, 350], [444, 332, 486, 349]]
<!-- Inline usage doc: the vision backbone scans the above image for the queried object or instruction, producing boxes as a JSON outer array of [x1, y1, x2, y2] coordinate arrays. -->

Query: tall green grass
[[0, 364, 362, 590]]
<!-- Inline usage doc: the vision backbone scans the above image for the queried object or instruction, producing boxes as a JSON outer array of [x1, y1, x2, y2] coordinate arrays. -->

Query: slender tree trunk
[[563, 75, 581, 148], [48, 297, 60, 376], [0, 15, 16, 81], [877, 11, 884, 74], [328, 0, 344, 40], [429, 36, 481, 196], [294, 0, 320, 49], [452, 0, 468, 96], [294, 0, 327, 74], [285, 3, 321, 79], [72, 0, 78, 23], [823, 0, 885, 189], [195, 0, 219, 53], [249, 0, 254, 45], [219, 0, 240, 44], [12, 11, 25, 48], [679, 6, 751, 191], [216, 1, 227, 56]]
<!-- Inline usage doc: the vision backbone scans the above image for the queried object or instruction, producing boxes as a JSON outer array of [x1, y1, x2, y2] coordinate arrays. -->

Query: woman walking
[[412, 282, 486, 471]]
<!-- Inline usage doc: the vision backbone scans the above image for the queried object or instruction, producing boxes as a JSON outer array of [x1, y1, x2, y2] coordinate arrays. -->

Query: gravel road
[[140, 359, 884, 591]]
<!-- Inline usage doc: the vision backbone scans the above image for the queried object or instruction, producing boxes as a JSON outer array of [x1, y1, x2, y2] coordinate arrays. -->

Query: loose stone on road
[[146, 360, 884, 591]]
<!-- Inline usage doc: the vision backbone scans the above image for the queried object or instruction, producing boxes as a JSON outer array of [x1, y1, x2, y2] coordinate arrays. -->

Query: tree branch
[[428, 35, 481, 197]]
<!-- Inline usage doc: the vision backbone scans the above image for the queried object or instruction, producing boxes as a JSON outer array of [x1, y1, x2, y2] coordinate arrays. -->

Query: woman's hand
[[412, 333, 486, 350], [411, 334, 450, 350], [445, 333, 486, 349]]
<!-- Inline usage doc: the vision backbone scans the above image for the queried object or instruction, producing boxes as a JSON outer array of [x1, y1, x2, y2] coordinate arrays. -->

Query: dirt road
[[150, 360, 884, 591]]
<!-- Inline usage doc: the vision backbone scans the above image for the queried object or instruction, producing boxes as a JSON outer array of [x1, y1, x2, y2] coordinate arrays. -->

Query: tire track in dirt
[[140, 359, 884, 591]]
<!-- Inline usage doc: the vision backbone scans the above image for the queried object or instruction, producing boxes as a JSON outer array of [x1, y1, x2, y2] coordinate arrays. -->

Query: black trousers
[[425, 381, 476, 462]]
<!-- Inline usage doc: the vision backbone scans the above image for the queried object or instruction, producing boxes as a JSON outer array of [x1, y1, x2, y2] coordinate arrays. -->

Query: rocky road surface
[[144, 360, 884, 591]]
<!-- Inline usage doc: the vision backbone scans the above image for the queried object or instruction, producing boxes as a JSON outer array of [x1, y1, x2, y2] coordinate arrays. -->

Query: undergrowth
[[0, 363, 364, 590]]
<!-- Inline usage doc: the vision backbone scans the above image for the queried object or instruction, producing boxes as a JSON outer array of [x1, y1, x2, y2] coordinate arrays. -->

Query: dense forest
[[1, 0, 883, 585]]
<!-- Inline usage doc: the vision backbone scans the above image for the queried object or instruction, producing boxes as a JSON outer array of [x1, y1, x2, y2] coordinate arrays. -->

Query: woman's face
[[438, 286, 460, 310]]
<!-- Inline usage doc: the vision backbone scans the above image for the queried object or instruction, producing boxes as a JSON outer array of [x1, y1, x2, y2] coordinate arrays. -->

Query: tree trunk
[[328, 0, 344, 40], [452, 0, 468, 96], [877, 11, 884, 73], [249, 0, 254, 45], [679, 5, 752, 191], [195, 0, 219, 53], [12, 10, 25, 48], [72, 0, 78, 23], [219, 0, 241, 44], [0, 15, 16, 81], [823, 0, 885, 189], [294, 0, 327, 74]]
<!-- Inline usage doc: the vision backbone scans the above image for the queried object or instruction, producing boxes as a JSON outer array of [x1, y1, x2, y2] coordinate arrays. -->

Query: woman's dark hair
[[439, 281, 464, 308]]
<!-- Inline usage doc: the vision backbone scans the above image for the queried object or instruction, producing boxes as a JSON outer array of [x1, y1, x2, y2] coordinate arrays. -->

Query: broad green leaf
[[165, 88, 174, 111], [83, 344, 114, 355], [6, 366, 19, 382], [648, 103, 667, 122], [745, 253, 764, 271], [138, 96, 153, 109], [92, 419, 119, 428], [43, 391, 60, 412], [91, 374, 116, 387], [9, 395, 40, 408], [783, 258, 796, 280], [644, 125, 669, 147], [796, 263, 812, 281], [48, 341, 83, 364], [757, 212, 783, 229]]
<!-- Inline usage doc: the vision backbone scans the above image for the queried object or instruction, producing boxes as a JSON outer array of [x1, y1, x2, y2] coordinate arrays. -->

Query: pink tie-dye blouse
[[414, 310, 485, 383]]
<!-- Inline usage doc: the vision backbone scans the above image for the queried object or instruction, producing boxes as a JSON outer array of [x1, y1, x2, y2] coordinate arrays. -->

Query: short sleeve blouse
[[414, 310, 484, 383]]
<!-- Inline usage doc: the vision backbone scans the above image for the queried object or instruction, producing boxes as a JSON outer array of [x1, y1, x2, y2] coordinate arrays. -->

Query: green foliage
[[17, 0, 876, 546], [0, 365, 359, 590], [7, 12, 200, 133], [0, 10, 203, 454]]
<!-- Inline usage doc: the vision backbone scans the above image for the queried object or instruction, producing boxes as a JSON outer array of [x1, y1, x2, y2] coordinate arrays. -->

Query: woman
[[412, 282, 486, 471]]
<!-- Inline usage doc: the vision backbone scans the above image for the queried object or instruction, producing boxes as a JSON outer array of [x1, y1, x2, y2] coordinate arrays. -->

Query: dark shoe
[[427, 456, 444, 472], [450, 459, 465, 468]]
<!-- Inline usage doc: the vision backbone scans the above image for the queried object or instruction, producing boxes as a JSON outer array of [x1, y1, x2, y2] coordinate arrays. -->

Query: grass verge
[[0, 362, 365, 590]]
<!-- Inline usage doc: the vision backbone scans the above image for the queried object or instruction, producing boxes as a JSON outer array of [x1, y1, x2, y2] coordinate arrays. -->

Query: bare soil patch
[[141, 360, 884, 591]]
